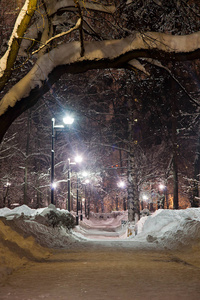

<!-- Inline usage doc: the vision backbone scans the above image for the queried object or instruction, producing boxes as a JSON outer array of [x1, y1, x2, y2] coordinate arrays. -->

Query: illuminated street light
[[118, 181, 126, 188], [158, 183, 168, 209], [67, 158, 76, 212], [63, 115, 74, 125], [52, 182, 57, 189], [51, 115, 74, 205], [82, 171, 88, 177], [74, 155, 83, 225], [75, 155, 83, 163], [142, 194, 148, 201], [159, 184, 165, 190]]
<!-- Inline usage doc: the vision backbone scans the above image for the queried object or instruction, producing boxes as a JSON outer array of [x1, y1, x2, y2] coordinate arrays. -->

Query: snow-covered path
[[1, 245, 200, 300], [1, 206, 200, 299]]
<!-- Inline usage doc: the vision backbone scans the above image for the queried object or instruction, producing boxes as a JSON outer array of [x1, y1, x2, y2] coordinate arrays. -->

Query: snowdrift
[[0, 205, 77, 282], [134, 208, 200, 249], [0, 218, 51, 282]]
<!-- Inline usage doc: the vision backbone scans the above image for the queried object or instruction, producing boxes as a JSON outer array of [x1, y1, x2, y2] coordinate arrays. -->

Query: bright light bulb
[[52, 182, 57, 189], [75, 155, 83, 163], [159, 184, 165, 190], [82, 171, 88, 177], [118, 181, 125, 188], [63, 115, 74, 125]]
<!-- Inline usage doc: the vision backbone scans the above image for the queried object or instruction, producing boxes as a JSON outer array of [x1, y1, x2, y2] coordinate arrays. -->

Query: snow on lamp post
[[51, 114, 74, 205]]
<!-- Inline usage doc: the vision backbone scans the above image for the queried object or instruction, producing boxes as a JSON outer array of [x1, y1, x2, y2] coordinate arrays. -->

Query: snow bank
[[134, 208, 200, 249], [0, 205, 76, 282], [0, 218, 51, 283]]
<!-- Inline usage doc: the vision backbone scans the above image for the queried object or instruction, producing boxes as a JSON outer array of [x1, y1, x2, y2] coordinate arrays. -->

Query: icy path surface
[[1, 245, 200, 300], [1, 207, 200, 299]]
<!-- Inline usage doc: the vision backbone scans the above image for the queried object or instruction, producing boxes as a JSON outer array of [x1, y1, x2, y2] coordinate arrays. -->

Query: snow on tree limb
[[30, 18, 81, 56], [1, 30, 200, 117], [127, 59, 150, 75]]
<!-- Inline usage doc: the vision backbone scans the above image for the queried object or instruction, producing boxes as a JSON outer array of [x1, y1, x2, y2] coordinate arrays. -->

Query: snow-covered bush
[[46, 210, 75, 229]]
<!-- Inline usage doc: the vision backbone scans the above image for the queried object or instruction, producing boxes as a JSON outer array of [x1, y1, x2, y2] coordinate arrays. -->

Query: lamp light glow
[[159, 184, 165, 190], [63, 115, 74, 125], [118, 181, 126, 188], [52, 182, 57, 189], [75, 155, 83, 163]]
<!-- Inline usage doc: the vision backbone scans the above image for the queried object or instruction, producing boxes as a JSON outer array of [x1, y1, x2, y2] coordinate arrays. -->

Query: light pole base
[[76, 215, 79, 225]]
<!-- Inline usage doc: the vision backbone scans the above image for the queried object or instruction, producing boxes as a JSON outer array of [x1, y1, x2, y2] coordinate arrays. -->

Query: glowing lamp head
[[118, 181, 126, 188], [75, 155, 83, 163], [159, 184, 165, 190], [52, 182, 57, 189], [63, 115, 74, 125]]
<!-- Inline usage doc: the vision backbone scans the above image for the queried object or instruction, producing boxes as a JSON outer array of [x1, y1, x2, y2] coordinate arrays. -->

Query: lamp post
[[51, 118, 55, 205], [117, 180, 126, 211], [80, 197, 83, 221], [75, 155, 83, 225], [76, 175, 79, 225], [67, 158, 76, 212], [159, 183, 167, 209], [84, 179, 90, 218], [51, 115, 74, 205]]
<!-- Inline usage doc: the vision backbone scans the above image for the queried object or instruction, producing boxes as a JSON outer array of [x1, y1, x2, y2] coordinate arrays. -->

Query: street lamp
[[75, 155, 83, 163], [74, 155, 83, 225], [117, 181, 126, 188], [159, 183, 167, 209], [117, 180, 126, 211], [51, 115, 74, 205], [67, 158, 76, 212], [82, 178, 90, 219]]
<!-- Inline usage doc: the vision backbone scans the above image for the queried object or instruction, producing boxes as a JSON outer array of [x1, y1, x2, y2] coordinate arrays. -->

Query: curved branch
[[1, 30, 200, 142]]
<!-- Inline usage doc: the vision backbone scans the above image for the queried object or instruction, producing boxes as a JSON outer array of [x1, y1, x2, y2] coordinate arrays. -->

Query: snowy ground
[[1, 205, 200, 285]]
